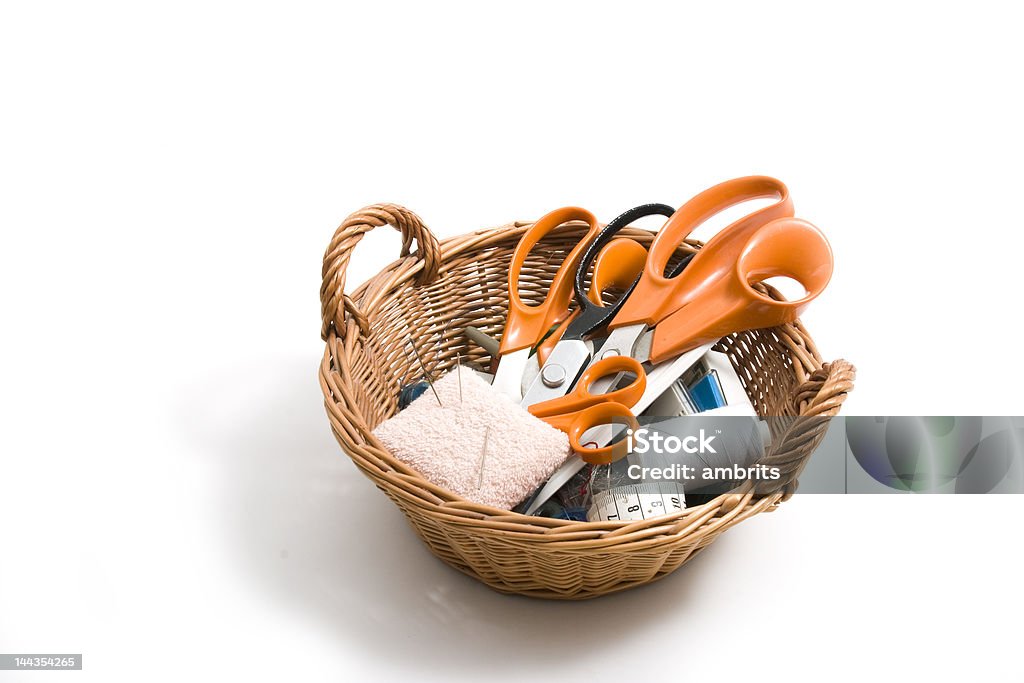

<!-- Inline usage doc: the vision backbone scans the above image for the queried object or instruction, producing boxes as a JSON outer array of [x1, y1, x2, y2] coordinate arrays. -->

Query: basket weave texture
[[319, 203, 855, 599]]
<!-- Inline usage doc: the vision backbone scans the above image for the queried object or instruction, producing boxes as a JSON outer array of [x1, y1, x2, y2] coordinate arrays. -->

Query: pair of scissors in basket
[[490, 202, 699, 464], [516, 177, 835, 514], [489, 203, 681, 402], [527, 355, 646, 464], [520, 176, 835, 408]]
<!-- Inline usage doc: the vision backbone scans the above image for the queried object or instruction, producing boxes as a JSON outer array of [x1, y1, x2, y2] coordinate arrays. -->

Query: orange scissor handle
[[529, 355, 646, 419], [536, 238, 648, 364], [534, 402, 639, 464], [648, 217, 834, 362], [528, 352, 646, 464], [500, 207, 603, 355], [568, 403, 640, 465], [613, 176, 794, 329]]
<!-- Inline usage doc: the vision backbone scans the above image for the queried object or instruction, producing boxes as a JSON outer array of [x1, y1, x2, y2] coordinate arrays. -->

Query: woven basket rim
[[319, 208, 855, 546]]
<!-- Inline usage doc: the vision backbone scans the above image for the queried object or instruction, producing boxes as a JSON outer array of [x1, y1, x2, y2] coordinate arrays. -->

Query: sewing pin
[[477, 426, 490, 489], [407, 337, 442, 407], [456, 352, 463, 404]]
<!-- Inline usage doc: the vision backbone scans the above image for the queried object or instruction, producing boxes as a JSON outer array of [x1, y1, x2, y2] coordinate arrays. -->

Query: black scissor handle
[[564, 203, 676, 342]]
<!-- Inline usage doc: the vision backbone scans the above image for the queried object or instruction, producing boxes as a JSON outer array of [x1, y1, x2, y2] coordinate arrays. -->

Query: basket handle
[[792, 358, 857, 418], [758, 358, 857, 497], [321, 204, 441, 340]]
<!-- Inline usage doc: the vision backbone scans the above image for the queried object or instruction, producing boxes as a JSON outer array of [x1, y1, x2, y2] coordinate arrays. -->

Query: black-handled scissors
[[520, 203, 683, 406]]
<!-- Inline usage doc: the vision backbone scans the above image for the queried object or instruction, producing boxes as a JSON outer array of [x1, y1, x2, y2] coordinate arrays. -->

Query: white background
[[2, 2, 1023, 681]]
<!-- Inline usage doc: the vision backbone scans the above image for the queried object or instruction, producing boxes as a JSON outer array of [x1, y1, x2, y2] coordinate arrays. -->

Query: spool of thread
[[533, 496, 588, 522], [398, 380, 430, 410]]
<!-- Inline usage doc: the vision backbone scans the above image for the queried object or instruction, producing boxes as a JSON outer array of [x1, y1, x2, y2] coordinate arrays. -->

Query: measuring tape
[[587, 481, 686, 522]]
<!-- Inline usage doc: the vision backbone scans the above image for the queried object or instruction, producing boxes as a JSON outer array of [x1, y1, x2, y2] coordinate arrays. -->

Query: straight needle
[[477, 426, 490, 489], [407, 337, 442, 407]]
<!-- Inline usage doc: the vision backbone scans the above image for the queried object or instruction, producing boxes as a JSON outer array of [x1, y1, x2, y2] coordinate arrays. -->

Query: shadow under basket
[[319, 203, 856, 600]]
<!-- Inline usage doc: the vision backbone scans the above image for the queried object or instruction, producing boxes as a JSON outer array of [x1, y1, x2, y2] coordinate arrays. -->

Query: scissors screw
[[601, 348, 622, 359], [540, 364, 567, 388]]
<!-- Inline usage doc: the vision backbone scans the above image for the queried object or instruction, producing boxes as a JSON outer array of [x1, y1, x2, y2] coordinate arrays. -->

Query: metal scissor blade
[[520, 339, 591, 407], [520, 339, 599, 398], [597, 327, 659, 365], [593, 323, 647, 362], [490, 347, 531, 401], [631, 329, 655, 364], [585, 323, 649, 396]]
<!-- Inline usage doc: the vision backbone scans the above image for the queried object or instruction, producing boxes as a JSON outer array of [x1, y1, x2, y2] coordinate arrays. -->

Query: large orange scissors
[[520, 176, 834, 406], [604, 175, 832, 364], [490, 204, 677, 401]]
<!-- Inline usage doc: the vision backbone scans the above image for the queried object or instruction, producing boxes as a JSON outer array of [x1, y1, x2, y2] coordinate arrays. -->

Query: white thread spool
[[586, 415, 770, 522]]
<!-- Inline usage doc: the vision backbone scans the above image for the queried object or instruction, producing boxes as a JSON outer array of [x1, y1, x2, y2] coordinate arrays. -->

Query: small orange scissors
[[528, 356, 645, 465], [517, 343, 714, 516]]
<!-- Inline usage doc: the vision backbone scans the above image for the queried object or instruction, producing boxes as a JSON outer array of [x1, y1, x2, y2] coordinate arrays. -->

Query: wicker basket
[[319, 203, 855, 599]]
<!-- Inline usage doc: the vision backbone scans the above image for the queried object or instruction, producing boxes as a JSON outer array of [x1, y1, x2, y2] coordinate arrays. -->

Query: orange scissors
[[490, 204, 675, 401], [522, 176, 834, 406], [602, 175, 832, 364], [489, 207, 601, 401], [528, 356, 645, 464]]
